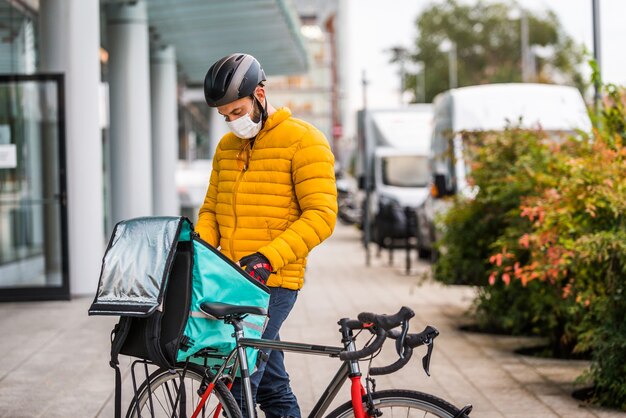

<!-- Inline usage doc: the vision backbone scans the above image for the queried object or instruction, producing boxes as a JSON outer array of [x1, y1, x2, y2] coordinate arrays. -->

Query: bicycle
[[125, 304, 474, 418]]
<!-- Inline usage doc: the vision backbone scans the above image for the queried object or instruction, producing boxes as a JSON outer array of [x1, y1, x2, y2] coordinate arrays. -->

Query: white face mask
[[226, 101, 262, 139]]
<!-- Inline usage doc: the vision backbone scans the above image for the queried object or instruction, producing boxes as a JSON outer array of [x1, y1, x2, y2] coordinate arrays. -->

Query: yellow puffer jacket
[[196, 107, 337, 290]]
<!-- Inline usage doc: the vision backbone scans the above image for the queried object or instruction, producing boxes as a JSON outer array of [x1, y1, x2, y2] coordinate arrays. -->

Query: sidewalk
[[0, 223, 624, 417]]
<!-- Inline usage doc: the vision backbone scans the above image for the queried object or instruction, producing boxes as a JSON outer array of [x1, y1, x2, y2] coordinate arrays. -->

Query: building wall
[[267, 19, 333, 152]]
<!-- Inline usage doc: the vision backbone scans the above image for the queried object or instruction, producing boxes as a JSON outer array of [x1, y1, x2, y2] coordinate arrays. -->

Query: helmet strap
[[253, 94, 268, 124], [248, 94, 268, 145]]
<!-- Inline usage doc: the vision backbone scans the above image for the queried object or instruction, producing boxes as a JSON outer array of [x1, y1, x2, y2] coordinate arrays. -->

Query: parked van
[[415, 83, 592, 256], [356, 105, 433, 247]]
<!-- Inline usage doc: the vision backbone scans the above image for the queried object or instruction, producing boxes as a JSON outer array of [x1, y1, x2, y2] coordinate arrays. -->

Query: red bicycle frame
[[350, 376, 368, 418]]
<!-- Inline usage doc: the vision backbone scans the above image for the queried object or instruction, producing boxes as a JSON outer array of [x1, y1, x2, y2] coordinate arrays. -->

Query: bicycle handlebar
[[338, 304, 440, 376], [387, 325, 439, 348], [369, 346, 413, 375], [338, 306, 415, 361], [369, 325, 439, 376], [357, 306, 415, 330], [368, 325, 438, 376], [404, 325, 439, 348], [339, 324, 386, 361]]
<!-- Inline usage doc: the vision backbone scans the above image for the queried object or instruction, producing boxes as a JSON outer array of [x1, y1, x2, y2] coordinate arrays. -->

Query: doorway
[[0, 74, 69, 301]]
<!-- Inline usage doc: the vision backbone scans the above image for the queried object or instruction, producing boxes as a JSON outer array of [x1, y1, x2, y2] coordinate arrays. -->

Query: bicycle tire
[[325, 389, 463, 418], [126, 363, 242, 418]]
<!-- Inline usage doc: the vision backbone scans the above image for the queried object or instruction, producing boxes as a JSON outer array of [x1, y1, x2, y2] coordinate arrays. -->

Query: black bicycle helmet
[[204, 53, 267, 107]]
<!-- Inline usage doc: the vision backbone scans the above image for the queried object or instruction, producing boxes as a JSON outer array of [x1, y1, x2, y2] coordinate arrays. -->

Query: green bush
[[488, 84, 626, 409], [473, 279, 548, 336], [433, 127, 570, 337], [433, 81, 626, 408], [433, 127, 556, 286], [433, 198, 501, 285]]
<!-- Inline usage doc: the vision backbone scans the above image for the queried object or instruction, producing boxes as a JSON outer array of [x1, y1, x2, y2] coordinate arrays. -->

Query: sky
[[342, 0, 625, 138]]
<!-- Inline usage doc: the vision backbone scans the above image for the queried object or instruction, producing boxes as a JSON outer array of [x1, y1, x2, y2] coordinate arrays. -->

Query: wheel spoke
[[154, 381, 175, 417], [191, 378, 195, 408], [129, 367, 236, 418], [163, 378, 178, 418], [328, 390, 462, 418]]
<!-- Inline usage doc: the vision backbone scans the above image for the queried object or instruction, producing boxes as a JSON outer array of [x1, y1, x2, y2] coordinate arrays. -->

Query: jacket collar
[[260, 107, 291, 134]]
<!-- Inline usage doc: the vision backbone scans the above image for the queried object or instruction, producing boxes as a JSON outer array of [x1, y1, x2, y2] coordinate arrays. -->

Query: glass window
[[0, 76, 67, 297], [0, 1, 38, 74], [381, 155, 429, 187]]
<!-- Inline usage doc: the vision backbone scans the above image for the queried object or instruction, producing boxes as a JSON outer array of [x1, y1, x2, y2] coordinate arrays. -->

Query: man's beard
[[251, 97, 263, 123]]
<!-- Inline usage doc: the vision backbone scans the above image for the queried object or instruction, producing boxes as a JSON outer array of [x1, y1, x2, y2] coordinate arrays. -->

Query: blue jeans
[[232, 287, 301, 418]]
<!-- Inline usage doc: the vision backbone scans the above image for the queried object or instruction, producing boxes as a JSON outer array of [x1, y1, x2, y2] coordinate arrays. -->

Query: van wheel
[[417, 248, 431, 260]]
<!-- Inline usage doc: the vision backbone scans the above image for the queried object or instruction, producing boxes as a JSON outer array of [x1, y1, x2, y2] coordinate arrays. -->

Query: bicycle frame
[[190, 322, 372, 418], [240, 338, 365, 418]]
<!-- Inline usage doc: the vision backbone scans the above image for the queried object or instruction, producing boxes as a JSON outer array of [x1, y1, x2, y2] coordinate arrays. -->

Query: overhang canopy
[[145, 0, 309, 85]]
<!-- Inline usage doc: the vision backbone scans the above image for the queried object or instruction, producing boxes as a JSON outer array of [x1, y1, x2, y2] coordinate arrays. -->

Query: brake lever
[[395, 320, 410, 359], [422, 338, 434, 377]]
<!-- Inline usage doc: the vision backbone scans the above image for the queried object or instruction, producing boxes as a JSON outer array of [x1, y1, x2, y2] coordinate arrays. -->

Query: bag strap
[[110, 317, 132, 418], [145, 312, 173, 368]]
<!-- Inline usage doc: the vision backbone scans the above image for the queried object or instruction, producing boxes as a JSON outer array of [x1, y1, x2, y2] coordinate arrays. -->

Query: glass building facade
[[0, 0, 312, 300], [0, 2, 69, 300]]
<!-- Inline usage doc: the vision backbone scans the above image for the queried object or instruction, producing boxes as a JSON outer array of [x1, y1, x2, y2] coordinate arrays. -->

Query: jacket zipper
[[230, 170, 244, 258], [230, 133, 265, 259]]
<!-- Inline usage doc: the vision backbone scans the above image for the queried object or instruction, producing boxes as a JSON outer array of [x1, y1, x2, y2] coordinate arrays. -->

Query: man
[[196, 53, 337, 418]]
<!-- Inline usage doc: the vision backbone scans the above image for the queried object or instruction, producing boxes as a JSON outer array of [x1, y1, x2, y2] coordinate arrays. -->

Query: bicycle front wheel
[[325, 389, 463, 418], [126, 364, 241, 418]]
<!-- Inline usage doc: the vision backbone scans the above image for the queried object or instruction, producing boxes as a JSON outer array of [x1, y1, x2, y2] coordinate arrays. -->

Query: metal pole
[[592, 0, 602, 110], [521, 10, 530, 82], [399, 59, 406, 105], [391, 47, 407, 105], [404, 207, 412, 275], [421, 67, 426, 102], [361, 70, 371, 266], [448, 42, 458, 89]]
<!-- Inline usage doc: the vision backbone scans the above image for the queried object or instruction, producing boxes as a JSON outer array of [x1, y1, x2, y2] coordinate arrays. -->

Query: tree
[[400, 0, 586, 103]]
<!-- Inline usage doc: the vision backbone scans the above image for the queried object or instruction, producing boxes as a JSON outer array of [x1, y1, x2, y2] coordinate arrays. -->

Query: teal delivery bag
[[89, 216, 270, 371], [183, 233, 270, 367]]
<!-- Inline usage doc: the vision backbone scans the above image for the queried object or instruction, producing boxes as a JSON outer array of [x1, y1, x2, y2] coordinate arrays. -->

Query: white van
[[415, 83, 591, 256], [355, 105, 433, 247]]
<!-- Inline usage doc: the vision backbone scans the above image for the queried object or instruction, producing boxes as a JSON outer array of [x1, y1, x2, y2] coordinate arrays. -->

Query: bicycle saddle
[[200, 301, 267, 319]]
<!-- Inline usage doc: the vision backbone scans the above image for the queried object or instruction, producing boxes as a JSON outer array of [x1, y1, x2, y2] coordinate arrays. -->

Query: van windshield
[[381, 155, 429, 187]]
